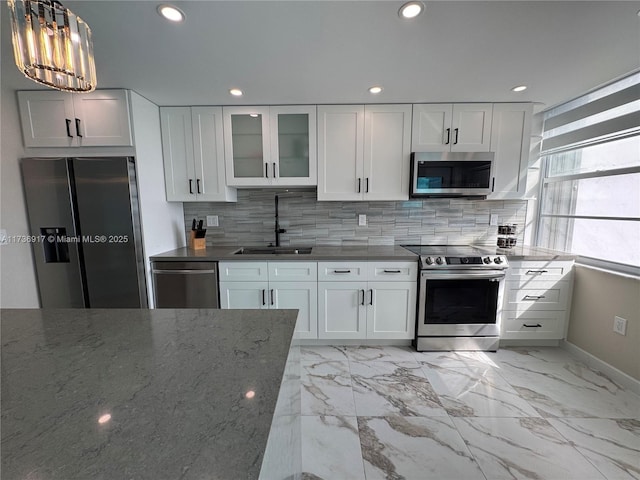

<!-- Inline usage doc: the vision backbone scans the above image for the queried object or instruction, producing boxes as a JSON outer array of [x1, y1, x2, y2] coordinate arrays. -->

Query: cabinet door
[[363, 105, 412, 201], [223, 106, 271, 186], [367, 282, 416, 339], [271, 281, 318, 339], [270, 106, 317, 186], [317, 105, 365, 201], [219, 281, 269, 309], [72, 90, 133, 146], [318, 282, 367, 339], [18, 90, 76, 147], [191, 107, 236, 202], [160, 107, 197, 201], [450, 104, 492, 152], [411, 104, 452, 152], [487, 103, 533, 199]]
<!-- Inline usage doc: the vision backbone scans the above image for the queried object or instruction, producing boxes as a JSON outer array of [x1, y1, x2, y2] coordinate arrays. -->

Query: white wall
[[0, 82, 40, 307], [567, 265, 640, 381]]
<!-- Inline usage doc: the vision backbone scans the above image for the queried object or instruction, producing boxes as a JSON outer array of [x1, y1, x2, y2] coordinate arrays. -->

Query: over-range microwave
[[409, 152, 495, 199]]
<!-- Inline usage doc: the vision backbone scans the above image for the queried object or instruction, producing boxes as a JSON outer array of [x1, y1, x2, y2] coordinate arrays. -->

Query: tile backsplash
[[184, 188, 527, 247]]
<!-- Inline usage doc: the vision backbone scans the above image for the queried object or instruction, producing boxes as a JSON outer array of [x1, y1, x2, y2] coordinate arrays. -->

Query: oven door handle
[[420, 271, 506, 281]]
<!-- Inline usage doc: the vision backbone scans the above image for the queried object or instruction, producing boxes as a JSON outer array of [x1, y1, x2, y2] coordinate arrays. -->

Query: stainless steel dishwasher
[[152, 261, 219, 308]]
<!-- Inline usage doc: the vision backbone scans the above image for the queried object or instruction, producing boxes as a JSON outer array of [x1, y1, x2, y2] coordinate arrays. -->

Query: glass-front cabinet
[[223, 105, 317, 186]]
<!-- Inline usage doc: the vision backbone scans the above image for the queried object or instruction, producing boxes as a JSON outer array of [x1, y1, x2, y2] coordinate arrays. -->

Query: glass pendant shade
[[9, 0, 97, 92]]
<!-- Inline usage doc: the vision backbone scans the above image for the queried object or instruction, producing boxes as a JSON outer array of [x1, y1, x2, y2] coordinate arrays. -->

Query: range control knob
[[494, 257, 503, 264], [483, 257, 492, 264], [436, 257, 444, 265], [425, 256, 434, 265], [461, 257, 469, 264]]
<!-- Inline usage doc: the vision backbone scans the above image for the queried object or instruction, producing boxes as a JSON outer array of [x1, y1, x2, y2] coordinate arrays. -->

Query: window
[[537, 73, 640, 274]]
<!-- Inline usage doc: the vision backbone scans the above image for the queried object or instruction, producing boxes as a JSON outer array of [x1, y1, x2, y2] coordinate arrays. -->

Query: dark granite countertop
[[473, 245, 577, 261], [1, 308, 299, 480], [150, 244, 574, 262], [150, 245, 418, 262]]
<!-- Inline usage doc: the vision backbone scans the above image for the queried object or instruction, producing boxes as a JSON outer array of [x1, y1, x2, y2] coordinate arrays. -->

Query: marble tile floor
[[300, 346, 640, 480]]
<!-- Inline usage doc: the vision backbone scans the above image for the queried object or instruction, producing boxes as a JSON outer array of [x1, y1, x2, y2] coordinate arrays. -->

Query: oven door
[[417, 270, 505, 337]]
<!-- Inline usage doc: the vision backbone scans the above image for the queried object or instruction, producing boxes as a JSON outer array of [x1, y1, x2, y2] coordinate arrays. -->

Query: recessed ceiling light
[[229, 88, 243, 97], [368, 86, 383, 94], [512, 85, 527, 92], [399, 1, 424, 19], [157, 4, 185, 22]]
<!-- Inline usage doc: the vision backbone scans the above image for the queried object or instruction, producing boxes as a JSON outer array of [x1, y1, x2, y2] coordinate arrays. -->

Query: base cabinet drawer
[[501, 311, 566, 339], [504, 281, 571, 311], [506, 260, 574, 281]]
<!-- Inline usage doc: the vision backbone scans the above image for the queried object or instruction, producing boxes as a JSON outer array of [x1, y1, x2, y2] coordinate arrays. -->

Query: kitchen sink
[[233, 247, 313, 255]]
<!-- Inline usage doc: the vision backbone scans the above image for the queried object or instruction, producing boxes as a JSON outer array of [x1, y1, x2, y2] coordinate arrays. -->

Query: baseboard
[[299, 339, 412, 347], [500, 339, 561, 347], [561, 340, 640, 397]]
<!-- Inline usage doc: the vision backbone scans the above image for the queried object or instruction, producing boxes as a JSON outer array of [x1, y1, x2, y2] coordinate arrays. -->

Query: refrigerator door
[[21, 158, 85, 307], [72, 157, 148, 307]]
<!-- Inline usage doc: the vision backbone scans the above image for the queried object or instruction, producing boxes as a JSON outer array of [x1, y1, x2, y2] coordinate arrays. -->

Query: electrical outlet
[[206, 215, 219, 227], [490, 214, 498, 226], [613, 316, 627, 336], [358, 214, 367, 226]]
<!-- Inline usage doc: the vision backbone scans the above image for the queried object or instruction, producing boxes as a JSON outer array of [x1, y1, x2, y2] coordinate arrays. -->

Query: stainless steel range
[[403, 245, 509, 352]]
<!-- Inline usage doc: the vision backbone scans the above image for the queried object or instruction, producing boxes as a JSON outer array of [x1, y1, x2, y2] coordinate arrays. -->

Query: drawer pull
[[524, 295, 546, 300], [333, 270, 351, 274], [523, 323, 542, 328], [526, 270, 548, 275], [383, 269, 402, 273]]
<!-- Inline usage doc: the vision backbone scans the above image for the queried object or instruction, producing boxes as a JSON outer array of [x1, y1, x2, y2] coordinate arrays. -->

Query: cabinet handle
[[524, 295, 546, 300], [65, 119, 73, 138], [196, 178, 201, 194], [360, 289, 365, 306], [265, 163, 269, 178], [492, 177, 495, 192], [75, 118, 82, 138], [453, 128, 459, 145], [189, 179, 193, 194], [273, 162, 277, 178], [333, 270, 351, 274], [445, 128, 450, 145], [526, 270, 548, 275], [383, 269, 402, 273], [262, 289, 266, 306], [357, 178, 361, 193], [369, 289, 373, 305], [523, 323, 542, 328], [270, 289, 274, 305], [366, 177, 369, 193]]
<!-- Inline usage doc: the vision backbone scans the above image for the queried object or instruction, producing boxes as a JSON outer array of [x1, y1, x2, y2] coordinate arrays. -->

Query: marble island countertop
[[1, 308, 300, 480]]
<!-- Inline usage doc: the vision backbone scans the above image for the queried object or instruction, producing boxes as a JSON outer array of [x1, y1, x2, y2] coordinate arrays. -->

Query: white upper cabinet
[[160, 106, 236, 202], [487, 103, 533, 199], [318, 104, 411, 201], [18, 90, 133, 148], [412, 103, 492, 152], [223, 105, 316, 187]]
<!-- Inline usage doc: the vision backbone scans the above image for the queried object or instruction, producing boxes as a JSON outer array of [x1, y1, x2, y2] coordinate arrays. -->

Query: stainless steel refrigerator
[[22, 157, 148, 308]]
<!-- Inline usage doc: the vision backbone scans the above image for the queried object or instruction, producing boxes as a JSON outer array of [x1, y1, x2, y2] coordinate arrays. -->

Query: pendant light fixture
[[8, 0, 97, 92]]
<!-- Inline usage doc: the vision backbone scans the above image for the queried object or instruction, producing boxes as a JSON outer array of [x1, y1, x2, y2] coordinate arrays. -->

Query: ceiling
[[1, 1, 639, 112]]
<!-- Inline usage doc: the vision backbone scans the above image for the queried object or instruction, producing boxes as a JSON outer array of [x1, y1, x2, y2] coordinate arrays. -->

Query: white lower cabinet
[[219, 261, 318, 339], [501, 260, 574, 340], [318, 262, 417, 340]]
